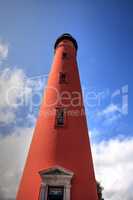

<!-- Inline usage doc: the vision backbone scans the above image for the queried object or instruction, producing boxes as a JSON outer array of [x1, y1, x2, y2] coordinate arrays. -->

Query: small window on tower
[[62, 52, 68, 59], [59, 72, 67, 84], [56, 108, 65, 127]]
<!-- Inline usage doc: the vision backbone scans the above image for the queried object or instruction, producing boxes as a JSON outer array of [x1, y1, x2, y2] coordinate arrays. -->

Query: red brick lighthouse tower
[[17, 34, 98, 200]]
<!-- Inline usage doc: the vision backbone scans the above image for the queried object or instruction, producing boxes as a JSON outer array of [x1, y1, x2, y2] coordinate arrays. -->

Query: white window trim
[[39, 165, 74, 200]]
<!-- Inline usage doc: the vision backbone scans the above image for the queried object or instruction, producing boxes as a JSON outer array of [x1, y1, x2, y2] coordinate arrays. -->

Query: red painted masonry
[[16, 34, 98, 200]]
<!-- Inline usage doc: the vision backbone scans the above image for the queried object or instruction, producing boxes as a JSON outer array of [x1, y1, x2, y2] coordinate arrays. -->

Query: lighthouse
[[17, 33, 98, 200]]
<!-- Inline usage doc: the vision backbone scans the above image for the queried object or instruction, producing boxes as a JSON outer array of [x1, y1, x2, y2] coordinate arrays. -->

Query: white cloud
[[97, 103, 122, 124], [0, 127, 33, 200], [0, 42, 8, 60], [92, 137, 133, 200], [0, 67, 48, 125], [0, 68, 32, 108], [0, 68, 32, 124], [101, 104, 120, 115], [0, 109, 16, 124]]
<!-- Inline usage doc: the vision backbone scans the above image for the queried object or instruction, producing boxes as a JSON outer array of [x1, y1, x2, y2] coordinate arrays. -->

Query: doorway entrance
[[47, 186, 64, 200]]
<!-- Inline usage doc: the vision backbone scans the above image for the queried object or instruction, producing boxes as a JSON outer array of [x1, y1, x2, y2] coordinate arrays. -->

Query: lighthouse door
[[47, 186, 64, 200]]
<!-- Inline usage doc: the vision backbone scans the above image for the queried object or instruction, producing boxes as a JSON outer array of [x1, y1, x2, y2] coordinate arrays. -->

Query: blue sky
[[0, 0, 133, 199], [0, 0, 132, 141]]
